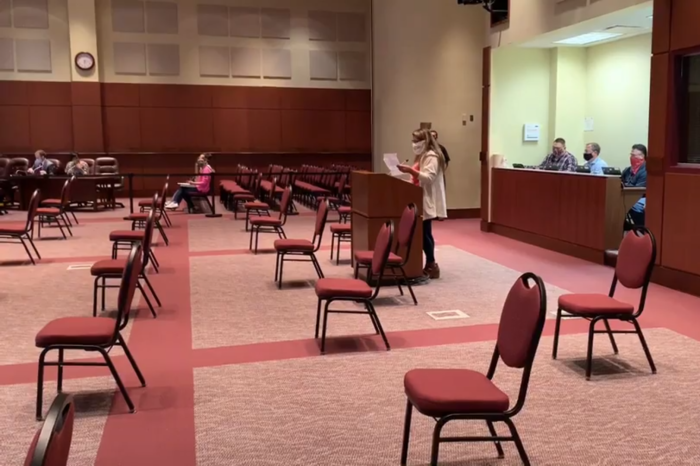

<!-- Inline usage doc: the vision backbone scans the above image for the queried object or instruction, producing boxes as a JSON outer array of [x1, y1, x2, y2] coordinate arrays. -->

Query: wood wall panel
[[70, 82, 102, 106], [652, 0, 671, 54], [661, 173, 700, 274], [103, 107, 141, 151], [72, 106, 104, 152], [27, 82, 71, 106], [0, 82, 29, 105], [212, 109, 249, 151], [669, 0, 700, 52], [346, 111, 371, 151], [645, 174, 664, 265], [248, 109, 282, 151], [345, 89, 371, 112], [29, 106, 73, 150], [101, 83, 140, 107], [280, 88, 345, 110], [0, 106, 30, 151], [648, 54, 669, 174]]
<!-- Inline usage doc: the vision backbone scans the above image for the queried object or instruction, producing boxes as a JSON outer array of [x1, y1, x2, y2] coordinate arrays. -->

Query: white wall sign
[[523, 123, 540, 142]]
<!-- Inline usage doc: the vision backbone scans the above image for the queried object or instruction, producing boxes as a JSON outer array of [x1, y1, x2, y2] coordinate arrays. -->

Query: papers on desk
[[178, 182, 194, 187], [383, 153, 402, 176]]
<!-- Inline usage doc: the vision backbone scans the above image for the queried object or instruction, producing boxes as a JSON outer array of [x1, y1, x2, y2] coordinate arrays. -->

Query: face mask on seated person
[[412, 141, 426, 155], [630, 157, 644, 170], [583, 152, 593, 161]]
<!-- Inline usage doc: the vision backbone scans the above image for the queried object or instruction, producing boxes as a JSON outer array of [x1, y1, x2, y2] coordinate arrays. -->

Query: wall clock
[[75, 52, 95, 71]]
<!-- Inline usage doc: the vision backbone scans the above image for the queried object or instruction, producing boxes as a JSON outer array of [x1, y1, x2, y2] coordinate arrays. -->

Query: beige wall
[[372, 0, 487, 210], [489, 0, 650, 48], [0, 0, 71, 81], [96, 0, 371, 88]]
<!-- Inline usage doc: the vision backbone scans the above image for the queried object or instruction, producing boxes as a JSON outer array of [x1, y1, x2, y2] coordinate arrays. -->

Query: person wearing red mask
[[622, 144, 647, 229]]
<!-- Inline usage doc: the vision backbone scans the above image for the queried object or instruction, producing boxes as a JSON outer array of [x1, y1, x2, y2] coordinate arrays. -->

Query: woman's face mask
[[412, 141, 426, 155]]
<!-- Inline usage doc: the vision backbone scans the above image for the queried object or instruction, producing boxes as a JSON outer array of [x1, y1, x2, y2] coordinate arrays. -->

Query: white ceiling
[[519, 2, 653, 48]]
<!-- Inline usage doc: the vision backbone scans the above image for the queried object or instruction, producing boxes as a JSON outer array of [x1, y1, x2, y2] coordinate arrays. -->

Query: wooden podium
[[350, 171, 424, 279]]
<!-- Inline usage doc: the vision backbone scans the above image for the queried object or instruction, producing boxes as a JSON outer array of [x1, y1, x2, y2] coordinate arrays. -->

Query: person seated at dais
[[538, 138, 577, 172], [64, 153, 89, 176], [622, 144, 648, 230], [582, 142, 608, 175], [27, 150, 55, 175]]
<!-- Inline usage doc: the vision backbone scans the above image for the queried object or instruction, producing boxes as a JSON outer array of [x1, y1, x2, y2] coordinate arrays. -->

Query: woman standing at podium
[[397, 129, 448, 279]]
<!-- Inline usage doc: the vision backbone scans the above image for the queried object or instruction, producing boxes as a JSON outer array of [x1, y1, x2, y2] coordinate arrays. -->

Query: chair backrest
[[24, 393, 75, 466], [58, 179, 70, 208], [0, 157, 8, 176], [142, 197, 157, 269], [337, 174, 347, 196], [312, 199, 330, 247], [25, 189, 41, 232], [278, 185, 292, 220], [371, 221, 394, 275], [159, 183, 168, 210], [117, 243, 143, 328], [396, 203, 417, 254], [615, 227, 656, 290], [81, 158, 95, 175], [95, 157, 120, 175], [491, 272, 546, 415], [47, 159, 61, 173], [8, 157, 29, 175]]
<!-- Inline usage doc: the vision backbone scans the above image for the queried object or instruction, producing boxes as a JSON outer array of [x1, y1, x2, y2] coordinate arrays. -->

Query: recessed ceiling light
[[554, 32, 623, 45]]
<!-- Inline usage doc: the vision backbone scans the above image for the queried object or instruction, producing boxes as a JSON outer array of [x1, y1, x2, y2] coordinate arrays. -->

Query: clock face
[[75, 52, 95, 71]]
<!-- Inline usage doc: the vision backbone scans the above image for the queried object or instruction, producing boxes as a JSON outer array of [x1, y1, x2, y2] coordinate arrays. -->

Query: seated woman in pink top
[[166, 158, 212, 211]]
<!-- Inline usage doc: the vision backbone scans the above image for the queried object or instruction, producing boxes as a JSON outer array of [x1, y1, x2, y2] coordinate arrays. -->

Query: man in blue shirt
[[583, 142, 608, 174], [622, 144, 648, 230]]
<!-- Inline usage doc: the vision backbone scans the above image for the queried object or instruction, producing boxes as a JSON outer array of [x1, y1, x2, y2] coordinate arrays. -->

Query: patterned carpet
[[0, 203, 698, 465], [193, 328, 700, 466], [189, 245, 569, 349]]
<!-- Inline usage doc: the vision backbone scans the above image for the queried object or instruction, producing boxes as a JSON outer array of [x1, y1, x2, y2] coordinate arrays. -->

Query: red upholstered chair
[[92, 208, 160, 318], [401, 272, 547, 466], [35, 243, 146, 419], [552, 227, 657, 380], [273, 199, 329, 289], [110, 194, 160, 271], [35, 179, 73, 239], [24, 393, 74, 466], [0, 188, 41, 264], [327, 174, 347, 213], [139, 176, 172, 228], [329, 223, 351, 265], [243, 174, 273, 231], [314, 221, 394, 354], [127, 184, 170, 246], [354, 203, 418, 305], [41, 176, 79, 226], [249, 185, 292, 254]]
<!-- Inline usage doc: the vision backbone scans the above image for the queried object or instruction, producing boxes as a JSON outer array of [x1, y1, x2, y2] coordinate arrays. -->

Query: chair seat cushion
[[354, 250, 402, 265], [558, 294, 635, 315], [331, 224, 352, 233], [40, 198, 62, 206], [250, 217, 282, 226], [404, 368, 510, 417], [0, 226, 26, 235], [138, 199, 154, 207], [126, 213, 149, 221], [36, 207, 60, 215], [232, 192, 254, 199], [338, 206, 352, 214], [109, 230, 144, 242], [244, 201, 269, 209], [35, 317, 115, 347], [315, 278, 372, 299], [91, 259, 126, 276], [274, 238, 315, 252]]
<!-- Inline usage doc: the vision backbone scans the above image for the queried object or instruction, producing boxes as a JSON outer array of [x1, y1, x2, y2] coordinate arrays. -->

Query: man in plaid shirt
[[538, 138, 578, 171]]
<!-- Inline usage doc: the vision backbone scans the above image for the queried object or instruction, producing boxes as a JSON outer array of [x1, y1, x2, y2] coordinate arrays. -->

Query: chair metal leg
[[552, 308, 562, 359], [367, 302, 390, 350], [310, 253, 324, 279], [70, 210, 79, 225], [19, 237, 35, 265], [156, 221, 169, 246], [603, 319, 619, 354], [365, 301, 380, 334], [57, 349, 64, 393], [585, 318, 598, 380], [400, 399, 413, 466], [26, 234, 40, 259], [118, 334, 146, 386], [101, 277, 107, 311], [137, 281, 157, 318], [503, 418, 531, 466], [320, 300, 331, 354], [486, 421, 505, 458], [330, 234, 335, 260], [36, 348, 49, 420], [430, 418, 447, 466], [399, 266, 417, 305], [93, 276, 100, 317], [274, 252, 281, 282], [315, 299, 323, 338], [98, 348, 136, 413], [141, 275, 161, 307], [278, 253, 285, 289], [631, 318, 657, 374]]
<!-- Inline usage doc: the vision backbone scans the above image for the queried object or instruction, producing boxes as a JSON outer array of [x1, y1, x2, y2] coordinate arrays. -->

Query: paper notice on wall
[[383, 153, 402, 176], [584, 117, 594, 132]]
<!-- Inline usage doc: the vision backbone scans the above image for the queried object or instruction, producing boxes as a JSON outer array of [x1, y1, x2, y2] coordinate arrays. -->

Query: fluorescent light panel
[[555, 32, 623, 45]]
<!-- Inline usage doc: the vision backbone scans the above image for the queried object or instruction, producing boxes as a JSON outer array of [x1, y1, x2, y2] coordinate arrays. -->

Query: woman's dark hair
[[70, 152, 79, 160], [632, 144, 647, 158]]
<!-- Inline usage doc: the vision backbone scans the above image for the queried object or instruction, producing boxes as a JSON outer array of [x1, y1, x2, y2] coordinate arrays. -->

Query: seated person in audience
[[583, 142, 608, 174], [538, 138, 578, 172], [27, 150, 55, 175], [166, 158, 213, 211], [622, 144, 648, 230], [192, 153, 214, 181], [64, 153, 89, 176]]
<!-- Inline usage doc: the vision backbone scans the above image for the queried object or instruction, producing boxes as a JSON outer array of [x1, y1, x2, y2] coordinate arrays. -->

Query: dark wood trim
[[480, 220, 491, 232], [652, 264, 700, 297], [446, 208, 480, 219], [489, 224, 604, 264]]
